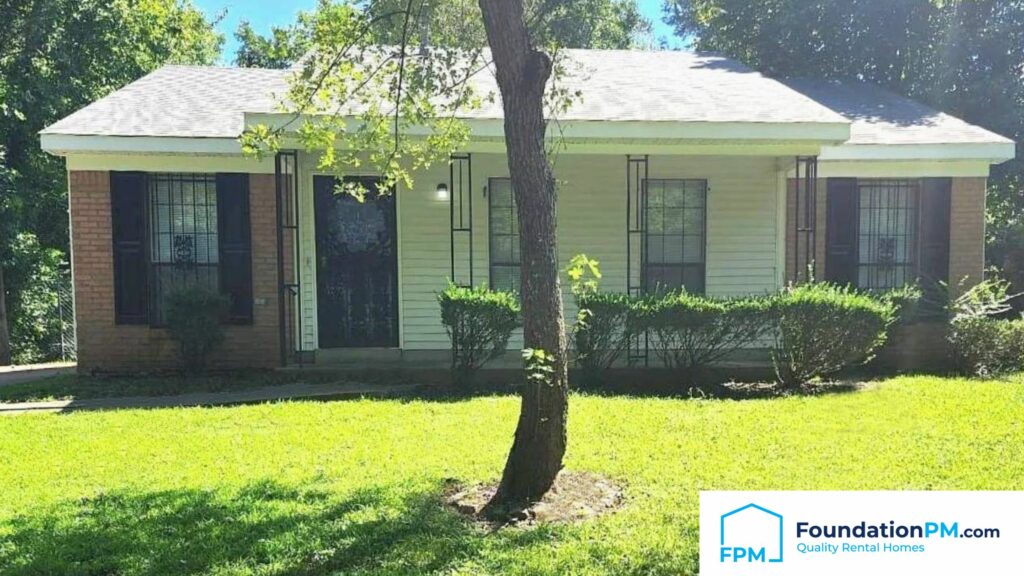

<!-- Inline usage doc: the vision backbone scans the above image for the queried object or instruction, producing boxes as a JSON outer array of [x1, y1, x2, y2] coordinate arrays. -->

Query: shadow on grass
[[0, 478, 560, 575], [400, 373, 871, 404]]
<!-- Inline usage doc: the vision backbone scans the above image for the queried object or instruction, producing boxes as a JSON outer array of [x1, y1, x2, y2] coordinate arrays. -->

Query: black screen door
[[314, 175, 399, 348]]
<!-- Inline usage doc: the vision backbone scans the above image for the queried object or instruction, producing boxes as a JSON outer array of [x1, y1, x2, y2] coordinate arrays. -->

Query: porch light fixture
[[435, 182, 450, 201]]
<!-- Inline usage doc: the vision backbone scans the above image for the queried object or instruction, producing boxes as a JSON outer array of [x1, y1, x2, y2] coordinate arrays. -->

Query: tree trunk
[[0, 264, 11, 366], [478, 0, 569, 506]]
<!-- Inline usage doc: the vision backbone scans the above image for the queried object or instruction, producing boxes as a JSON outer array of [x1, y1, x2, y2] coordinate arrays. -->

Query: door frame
[[308, 171, 403, 350]]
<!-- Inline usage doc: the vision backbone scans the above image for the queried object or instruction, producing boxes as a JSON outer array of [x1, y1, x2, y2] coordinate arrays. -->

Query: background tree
[[245, 0, 648, 507], [666, 0, 1024, 288], [0, 0, 221, 365], [235, 0, 652, 70], [234, 18, 315, 68]]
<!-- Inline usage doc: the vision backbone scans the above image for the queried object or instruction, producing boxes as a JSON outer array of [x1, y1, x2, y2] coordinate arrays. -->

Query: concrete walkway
[[0, 381, 416, 415], [0, 362, 76, 386]]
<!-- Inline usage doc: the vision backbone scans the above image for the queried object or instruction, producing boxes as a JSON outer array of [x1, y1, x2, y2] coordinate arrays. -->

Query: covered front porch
[[272, 147, 825, 366]]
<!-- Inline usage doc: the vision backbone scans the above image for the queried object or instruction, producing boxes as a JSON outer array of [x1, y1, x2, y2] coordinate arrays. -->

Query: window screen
[[148, 173, 220, 324], [857, 179, 919, 290], [488, 178, 521, 292], [643, 179, 707, 293]]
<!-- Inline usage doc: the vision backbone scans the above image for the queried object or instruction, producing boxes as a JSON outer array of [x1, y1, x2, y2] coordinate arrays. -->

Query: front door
[[314, 175, 399, 348]]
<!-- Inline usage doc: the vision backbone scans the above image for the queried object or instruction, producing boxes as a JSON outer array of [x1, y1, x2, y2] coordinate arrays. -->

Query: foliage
[[566, 255, 634, 387], [239, 5, 485, 201], [665, 0, 1024, 287], [362, 0, 651, 49], [770, 283, 896, 388], [949, 317, 1024, 377], [637, 291, 773, 384], [438, 283, 521, 386], [522, 348, 556, 386], [0, 0, 221, 363], [948, 278, 1024, 376], [4, 234, 65, 364], [240, 0, 652, 200], [878, 283, 927, 325], [234, 18, 314, 69], [572, 292, 635, 387], [165, 287, 229, 373], [1, 377, 1023, 573], [949, 278, 1019, 321]]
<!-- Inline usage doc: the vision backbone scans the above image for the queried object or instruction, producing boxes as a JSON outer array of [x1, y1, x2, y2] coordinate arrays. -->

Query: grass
[[0, 375, 1022, 575]]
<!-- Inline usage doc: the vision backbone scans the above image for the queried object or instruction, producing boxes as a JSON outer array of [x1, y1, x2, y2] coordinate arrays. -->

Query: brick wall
[[948, 177, 987, 294], [784, 176, 987, 370], [784, 179, 827, 282], [785, 177, 986, 290], [70, 171, 283, 372]]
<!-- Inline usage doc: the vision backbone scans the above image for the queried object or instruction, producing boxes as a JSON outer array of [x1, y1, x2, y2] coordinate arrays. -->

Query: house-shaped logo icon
[[720, 503, 784, 563]]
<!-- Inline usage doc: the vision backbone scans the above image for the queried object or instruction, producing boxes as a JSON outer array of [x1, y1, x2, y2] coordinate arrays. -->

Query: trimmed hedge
[[438, 283, 521, 387], [949, 317, 1024, 377], [573, 291, 635, 387], [564, 277, 898, 389], [770, 283, 896, 388], [947, 278, 1024, 377], [166, 287, 229, 373], [638, 291, 773, 384]]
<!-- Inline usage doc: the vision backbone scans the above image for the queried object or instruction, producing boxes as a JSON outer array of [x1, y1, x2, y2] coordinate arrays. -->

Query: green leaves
[[566, 254, 602, 298], [770, 282, 897, 388], [438, 283, 521, 386]]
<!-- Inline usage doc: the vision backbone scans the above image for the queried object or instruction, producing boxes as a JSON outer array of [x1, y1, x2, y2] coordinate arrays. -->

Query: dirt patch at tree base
[[445, 471, 624, 529]]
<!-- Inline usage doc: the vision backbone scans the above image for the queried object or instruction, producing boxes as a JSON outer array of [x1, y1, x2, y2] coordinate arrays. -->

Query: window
[[111, 172, 252, 326], [643, 179, 707, 293], [856, 179, 919, 290], [149, 174, 220, 324], [488, 177, 520, 292], [826, 178, 950, 291]]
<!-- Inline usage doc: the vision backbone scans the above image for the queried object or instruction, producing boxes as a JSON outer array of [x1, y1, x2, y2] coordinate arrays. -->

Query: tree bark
[[0, 264, 11, 366], [478, 0, 569, 506]]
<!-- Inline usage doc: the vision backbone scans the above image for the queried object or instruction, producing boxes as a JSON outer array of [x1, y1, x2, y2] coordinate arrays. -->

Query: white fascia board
[[818, 142, 1016, 163], [244, 112, 852, 144], [454, 139, 827, 156], [40, 133, 243, 156], [65, 153, 275, 174], [814, 160, 994, 179]]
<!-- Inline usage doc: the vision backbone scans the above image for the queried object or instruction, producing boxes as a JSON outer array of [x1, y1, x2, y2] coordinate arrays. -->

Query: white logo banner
[[700, 491, 1022, 575]]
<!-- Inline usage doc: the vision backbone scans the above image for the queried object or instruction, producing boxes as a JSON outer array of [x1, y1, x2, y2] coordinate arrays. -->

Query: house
[[39, 49, 1015, 372]]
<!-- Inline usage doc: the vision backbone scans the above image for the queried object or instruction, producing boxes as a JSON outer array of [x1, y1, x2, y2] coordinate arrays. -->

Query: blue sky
[[193, 0, 681, 62]]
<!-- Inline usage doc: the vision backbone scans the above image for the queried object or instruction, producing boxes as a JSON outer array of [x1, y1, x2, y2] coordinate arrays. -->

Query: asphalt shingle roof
[[41, 49, 1010, 147], [43, 66, 288, 139], [783, 78, 1013, 146]]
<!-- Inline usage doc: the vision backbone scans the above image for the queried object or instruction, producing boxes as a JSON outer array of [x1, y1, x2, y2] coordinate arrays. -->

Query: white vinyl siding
[[296, 152, 783, 351]]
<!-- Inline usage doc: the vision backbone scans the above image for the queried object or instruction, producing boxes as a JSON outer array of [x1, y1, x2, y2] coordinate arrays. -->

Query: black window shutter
[[217, 173, 253, 324], [111, 172, 149, 324], [825, 178, 859, 286], [919, 178, 952, 287]]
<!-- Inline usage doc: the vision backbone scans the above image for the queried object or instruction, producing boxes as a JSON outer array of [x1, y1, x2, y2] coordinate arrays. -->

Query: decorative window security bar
[[791, 156, 819, 283], [449, 153, 474, 287]]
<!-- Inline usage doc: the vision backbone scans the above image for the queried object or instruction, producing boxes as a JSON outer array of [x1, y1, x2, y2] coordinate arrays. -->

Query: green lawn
[[0, 376, 1022, 575]]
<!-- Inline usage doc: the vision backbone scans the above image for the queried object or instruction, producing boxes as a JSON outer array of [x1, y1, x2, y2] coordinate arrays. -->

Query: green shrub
[[948, 279, 1024, 376], [566, 254, 635, 387], [770, 283, 895, 388], [949, 317, 1024, 376], [438, 283, 521, 387], [636, 291, 773, 385], [5, 233, 66, 364], [165, 287, 229, 373], [879, 283, 925, 325], [572, 291, 635, 387]]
